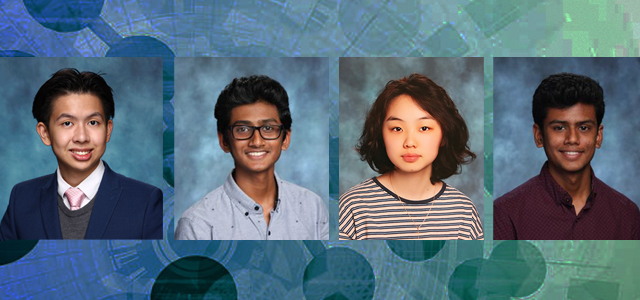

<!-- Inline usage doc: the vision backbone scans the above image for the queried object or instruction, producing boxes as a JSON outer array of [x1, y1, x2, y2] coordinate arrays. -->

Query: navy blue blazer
[[0, 162, 163, 240]]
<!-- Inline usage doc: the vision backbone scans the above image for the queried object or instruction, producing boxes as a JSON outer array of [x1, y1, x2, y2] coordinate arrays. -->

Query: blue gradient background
[[493, 57, 640, 203], [0, 57, 163, 218], [174, 57, 330, 231], [0, 0, 639, 299], [339, 57, 485, 225]]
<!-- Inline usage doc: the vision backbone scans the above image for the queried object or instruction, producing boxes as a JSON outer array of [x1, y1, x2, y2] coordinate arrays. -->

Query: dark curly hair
[[32, 68, 114, 127], [214, 75, 292, 144], [532, 72, 605, 131], [356, 73, 476, 183]]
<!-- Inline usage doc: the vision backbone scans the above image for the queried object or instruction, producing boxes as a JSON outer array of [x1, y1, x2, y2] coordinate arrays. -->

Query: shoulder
[[493, 175, 540, 208], [440, 184, 480, 214], [339, 178, 379, 204], [441, 184, 475, 205], [10, 173, 55, 199], [278, 179, 327, 220], [595, 178, 640, 214], [278, 178, 323, 203], [180, 185, 227, 223], [113, 172, 160, 194]]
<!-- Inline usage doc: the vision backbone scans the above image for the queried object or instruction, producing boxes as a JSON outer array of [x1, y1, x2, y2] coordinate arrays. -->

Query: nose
[[248, 127, 265, 147], [403, 129, 417, 149], [565, 127, 579, 145], [73, 124, 89, 143]]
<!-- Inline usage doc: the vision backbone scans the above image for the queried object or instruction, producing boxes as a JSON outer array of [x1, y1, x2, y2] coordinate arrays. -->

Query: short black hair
[[214, 75, 292, 143], [32, 68, 114, 127], [356, 73, 476, 183], [532, 72, 605, 129]]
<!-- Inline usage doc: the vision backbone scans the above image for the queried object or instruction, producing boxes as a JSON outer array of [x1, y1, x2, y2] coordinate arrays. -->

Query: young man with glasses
[[175, 75, 329, 240]]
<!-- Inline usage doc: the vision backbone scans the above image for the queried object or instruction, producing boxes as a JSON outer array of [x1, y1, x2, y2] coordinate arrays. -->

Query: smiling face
[[218, 101, 290, 178], [37, 93, 113, 184], [382, 94, 443, 177], [534, 102, 603, 177]]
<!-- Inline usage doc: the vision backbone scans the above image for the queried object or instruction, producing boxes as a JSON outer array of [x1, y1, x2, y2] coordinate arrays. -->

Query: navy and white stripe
[[339, 178, 483, 240]]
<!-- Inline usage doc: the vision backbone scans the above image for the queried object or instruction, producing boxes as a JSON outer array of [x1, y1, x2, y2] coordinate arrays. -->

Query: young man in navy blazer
[[0, 68, 163, 240]]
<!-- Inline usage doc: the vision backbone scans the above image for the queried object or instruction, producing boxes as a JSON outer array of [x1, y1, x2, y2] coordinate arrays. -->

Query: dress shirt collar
[[57, 160, 106, 206], [539, 161, 598, 207], [223, 170, 283, 216]]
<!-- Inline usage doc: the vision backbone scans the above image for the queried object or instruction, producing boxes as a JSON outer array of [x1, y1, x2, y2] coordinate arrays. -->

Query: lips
[[70, 149, 93, 161], [402, 153, 421, 162], [246, 150, 268, 159], [560, 150, 583, 160]]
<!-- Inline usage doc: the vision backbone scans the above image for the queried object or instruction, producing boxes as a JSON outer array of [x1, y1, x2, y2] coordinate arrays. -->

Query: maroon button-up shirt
[[494, 162, 640, 240]]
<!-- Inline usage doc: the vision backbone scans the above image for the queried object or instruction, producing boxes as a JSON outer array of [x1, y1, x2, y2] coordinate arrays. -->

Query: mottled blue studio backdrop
[[339, 57, 485, 223], [493, 57, 640, 204], [0, 57, 163, 217], [174, 57, 330, 231]]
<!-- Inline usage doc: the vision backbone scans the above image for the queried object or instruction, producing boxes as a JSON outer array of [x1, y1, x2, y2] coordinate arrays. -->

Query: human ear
[[281, 129, 291, 151], [106, 120, 113, 143], [37, 122, 51, 146], [596, 124, 603, 148], [533, 124, 544, 148], [218, 131, 230, 153]]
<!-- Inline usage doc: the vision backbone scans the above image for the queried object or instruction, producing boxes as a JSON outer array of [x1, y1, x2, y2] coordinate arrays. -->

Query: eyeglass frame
[[227, 124, 285, 140]]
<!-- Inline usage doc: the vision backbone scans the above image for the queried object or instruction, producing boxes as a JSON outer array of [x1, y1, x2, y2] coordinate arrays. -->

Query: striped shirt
[[339, 178, 483, 240]]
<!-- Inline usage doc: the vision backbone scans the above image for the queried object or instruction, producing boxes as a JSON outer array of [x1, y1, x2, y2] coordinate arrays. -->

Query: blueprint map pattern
[[1, 0, 640, 299]]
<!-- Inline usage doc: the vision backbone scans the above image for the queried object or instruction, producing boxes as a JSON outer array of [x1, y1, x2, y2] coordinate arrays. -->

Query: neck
[[548, 163, 592, 203], [233, 168, 277, 209], [59, 164, 97, 187], [385, 169, 439, 200]]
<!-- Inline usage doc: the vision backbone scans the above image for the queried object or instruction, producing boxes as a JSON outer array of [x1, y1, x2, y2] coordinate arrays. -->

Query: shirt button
[[268, 231, 271, 235], [244, 212, 249, 216], [254, 206, 259, 211]]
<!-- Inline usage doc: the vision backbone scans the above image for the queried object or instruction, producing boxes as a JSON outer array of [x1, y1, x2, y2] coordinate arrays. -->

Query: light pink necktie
[[65, 187, 85, 211]]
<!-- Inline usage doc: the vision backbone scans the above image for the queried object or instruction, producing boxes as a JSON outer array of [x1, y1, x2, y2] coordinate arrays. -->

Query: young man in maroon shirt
[[494, 72, 640, 240]]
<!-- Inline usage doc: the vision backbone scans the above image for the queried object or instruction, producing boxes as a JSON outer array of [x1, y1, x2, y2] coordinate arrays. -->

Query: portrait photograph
[[0, 57, 164, 240], [173, 57, 330, 240], [493, 57, 640, 240], [339, 57, 484, 240]]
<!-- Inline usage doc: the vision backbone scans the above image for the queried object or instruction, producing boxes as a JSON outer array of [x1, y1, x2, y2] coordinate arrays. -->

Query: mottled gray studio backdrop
[[339, 57, 485, 223], [494, 57, 640, 204], [174, 58, 330, 227], [0, 57, 163, 217]]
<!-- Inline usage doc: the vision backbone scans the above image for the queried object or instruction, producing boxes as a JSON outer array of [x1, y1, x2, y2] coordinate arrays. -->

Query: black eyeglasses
[[228, 125, 284, 140]]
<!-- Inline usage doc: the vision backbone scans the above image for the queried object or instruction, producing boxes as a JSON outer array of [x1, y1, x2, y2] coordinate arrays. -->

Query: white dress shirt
[[56, 160, 105, 210]]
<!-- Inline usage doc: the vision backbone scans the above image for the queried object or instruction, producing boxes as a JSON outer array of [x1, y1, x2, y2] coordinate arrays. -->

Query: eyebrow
[[55, 112, 105, 122], [385, 115, 434, 122], [233, 118, 280, 125], [548, 119, 596, 125]]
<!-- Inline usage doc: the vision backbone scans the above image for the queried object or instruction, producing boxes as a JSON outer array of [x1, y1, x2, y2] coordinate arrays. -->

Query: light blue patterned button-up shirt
[[175, 171, 329, 240]]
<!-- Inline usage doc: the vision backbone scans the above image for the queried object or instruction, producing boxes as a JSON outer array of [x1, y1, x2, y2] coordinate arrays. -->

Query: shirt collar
[[223, 170, 283, 215], [56, 160, 105, 200], [539, 161, 598, 207]]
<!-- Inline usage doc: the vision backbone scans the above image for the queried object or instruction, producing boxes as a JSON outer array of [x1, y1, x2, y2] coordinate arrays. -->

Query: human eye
[[262, 125, 274, 132], [391, 127, 402, 132], [234, 126, 250, 133], [420, 126, 430, 131], [579, 125, 591, 131], [552, 125, 565, 131], [89, 120, 99, 126], [62, 121, 72, 127]]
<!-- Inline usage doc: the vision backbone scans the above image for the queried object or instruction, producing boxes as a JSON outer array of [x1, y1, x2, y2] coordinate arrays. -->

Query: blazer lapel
[[40, 172, 63, 239], [84, 163, 123, 239]]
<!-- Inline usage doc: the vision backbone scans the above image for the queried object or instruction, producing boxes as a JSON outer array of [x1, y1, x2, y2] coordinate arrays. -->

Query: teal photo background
[[339, 57, 485, 224], [174, 57, 330, 231], [0, 0, 639, 299], [0, 57, 163, 218]]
